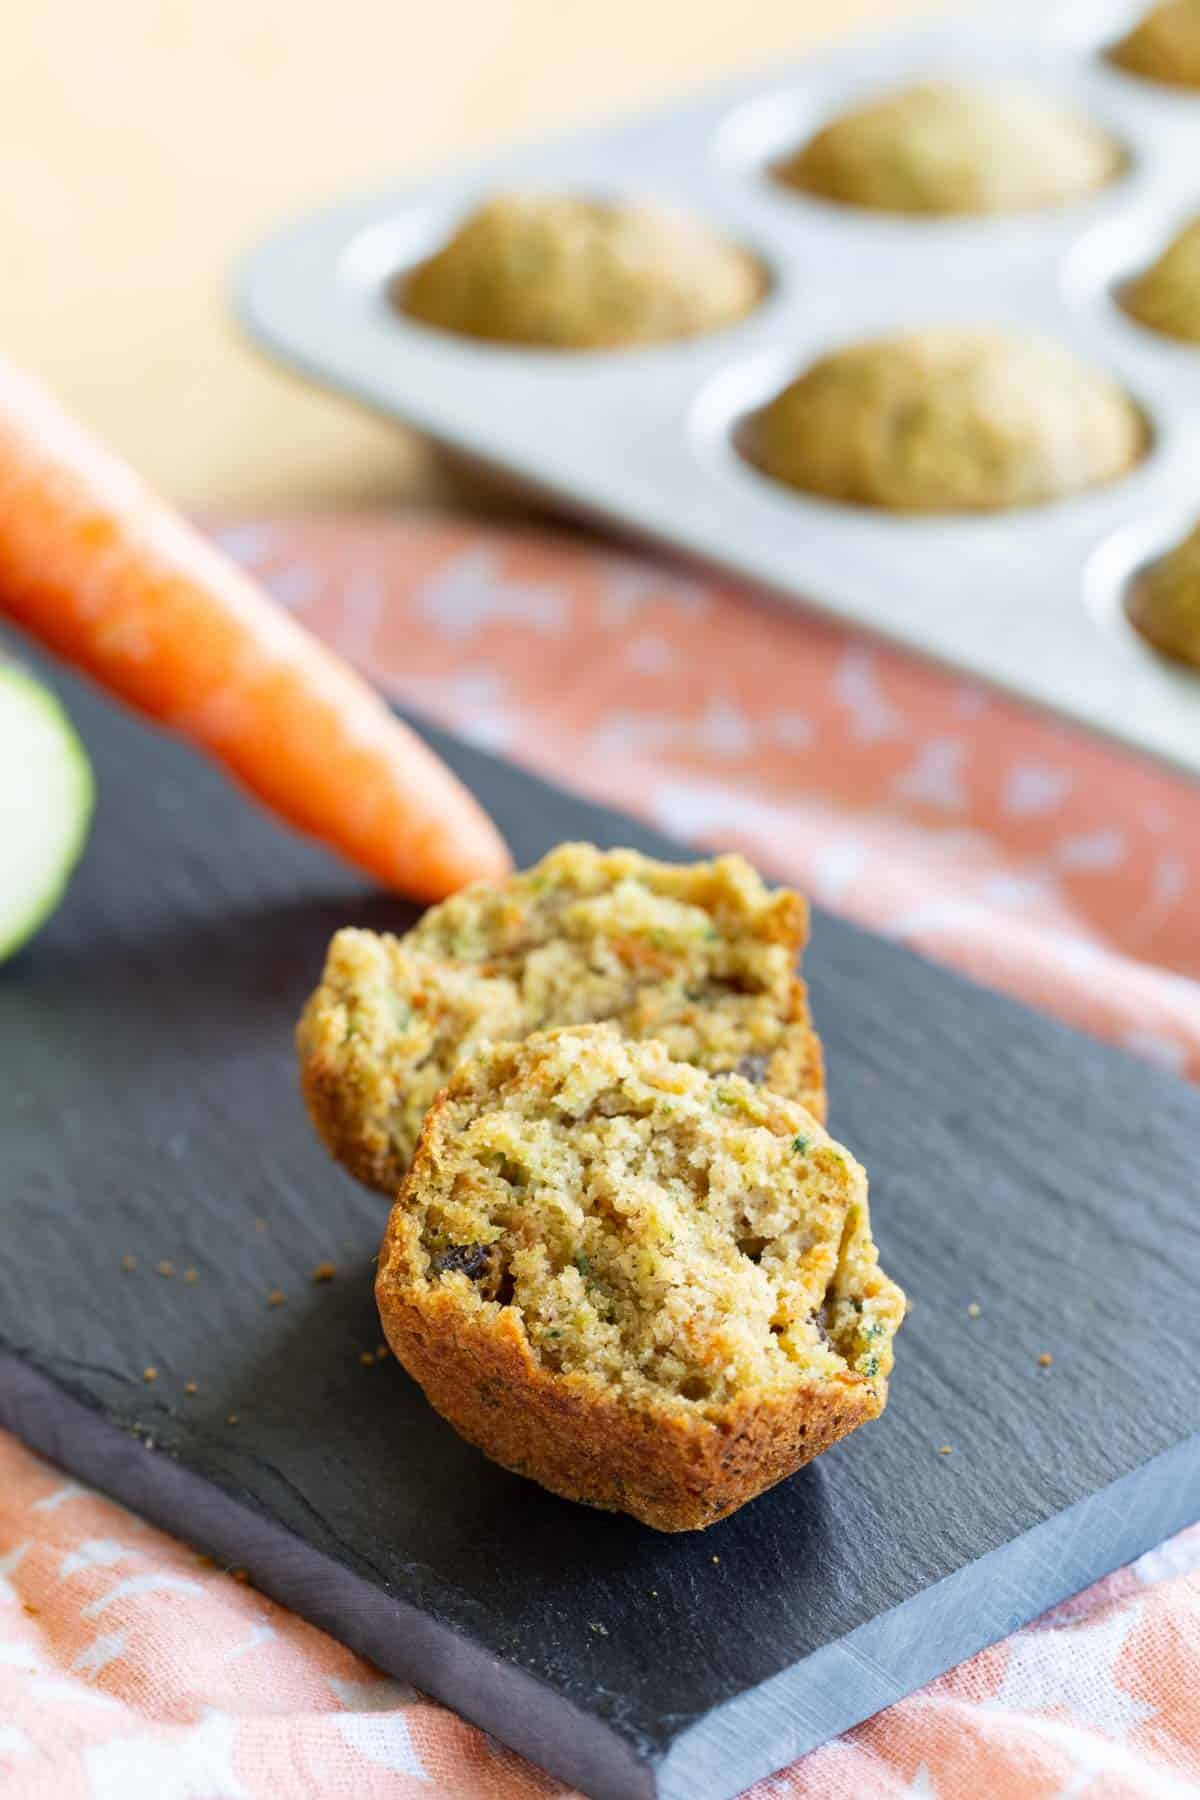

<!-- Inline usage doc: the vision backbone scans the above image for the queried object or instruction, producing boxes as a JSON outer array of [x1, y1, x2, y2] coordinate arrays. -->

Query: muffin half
[[400, 193, 765, 349], [298, 843, 824, 1196], [1123, 215, 1200, 344], [376, 1025, 904, 1530], [777, 81, 1123, 217], [749, 328, 1147, 513]]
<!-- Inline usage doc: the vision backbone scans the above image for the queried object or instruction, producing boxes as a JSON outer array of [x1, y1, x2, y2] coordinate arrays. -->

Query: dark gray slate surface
[[2, 660, 1198, 1800]]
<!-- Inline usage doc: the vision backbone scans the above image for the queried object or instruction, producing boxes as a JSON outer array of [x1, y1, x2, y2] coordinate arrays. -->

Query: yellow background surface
[[9, 1, 935, 509]]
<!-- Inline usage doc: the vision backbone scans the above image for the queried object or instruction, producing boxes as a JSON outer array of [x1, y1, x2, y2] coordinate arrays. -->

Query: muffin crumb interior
[[403, 1027, 902, 1414]]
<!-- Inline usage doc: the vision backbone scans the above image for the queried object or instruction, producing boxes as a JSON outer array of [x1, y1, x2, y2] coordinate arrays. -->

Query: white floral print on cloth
[[2, 513, 1197, 1800]]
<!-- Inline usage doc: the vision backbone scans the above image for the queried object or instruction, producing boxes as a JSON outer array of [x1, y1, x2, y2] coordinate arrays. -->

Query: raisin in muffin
[[1127, 518, 1200, 667], [376, 1026, 904, 1530], [1123, 215, 1200, 344], [1111, 1, 1200, 87], [777, 82, 1122, 217], [399, 193, 765, 350], [749, 328, 1147, 513], [297, 843, 824, 1196]]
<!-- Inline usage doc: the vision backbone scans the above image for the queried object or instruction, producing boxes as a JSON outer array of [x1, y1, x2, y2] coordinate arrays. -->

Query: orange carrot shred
[[0, 358, 511, 900]]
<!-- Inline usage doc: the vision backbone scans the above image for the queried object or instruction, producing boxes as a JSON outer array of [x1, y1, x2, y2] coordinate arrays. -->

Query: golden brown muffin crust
[[382, 1286, 878, 1531], [749, 328, 1147, 513], [400, 193, 765, 349], [1111, 1, 1200, 88], [376, 1026, 904, 1531], [777, 82, 1123, 217], [1127, 520, 1200, 667], [297, 843, 825, 1196], [1122, 215, 1200, 344]]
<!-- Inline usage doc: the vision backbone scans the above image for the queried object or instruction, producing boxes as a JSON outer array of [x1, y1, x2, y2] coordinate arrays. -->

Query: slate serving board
[[2, 658, 1198, 1800]]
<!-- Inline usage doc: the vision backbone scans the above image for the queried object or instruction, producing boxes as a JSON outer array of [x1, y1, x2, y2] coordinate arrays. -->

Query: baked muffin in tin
[[1123, 215, 1200, 344], [400, 193, 765, 349], [1111, 1, 1200, 88], [376, 1025, 903, 1530], [776, 82, 1123, 217], [749, 328, 1147, 513], [1127, 519, 1200, 668]]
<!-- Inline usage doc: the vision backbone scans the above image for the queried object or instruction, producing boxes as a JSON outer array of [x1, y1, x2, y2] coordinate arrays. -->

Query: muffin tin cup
[[239, 0, 1200, 779]]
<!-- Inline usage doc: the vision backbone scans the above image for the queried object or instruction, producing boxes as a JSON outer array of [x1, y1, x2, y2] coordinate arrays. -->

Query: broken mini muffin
[[399, 193, 765, 349], [1123, 214, 1200, 344], [297, 843, 825, 1196], [777, 81, 1123, 217], [376, 1026, 904, 1530], [1127, 517, 1200, 667], [749, 328, 1147, 512], [1111, 1, 1200, 88]]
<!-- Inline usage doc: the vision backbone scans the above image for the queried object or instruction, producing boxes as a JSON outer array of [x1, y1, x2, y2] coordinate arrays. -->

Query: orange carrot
[[0, 357, 511, 901]]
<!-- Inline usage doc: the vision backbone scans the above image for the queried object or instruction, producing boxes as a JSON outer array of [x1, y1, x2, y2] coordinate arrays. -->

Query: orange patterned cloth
[[3, 514, 1198, 1799]]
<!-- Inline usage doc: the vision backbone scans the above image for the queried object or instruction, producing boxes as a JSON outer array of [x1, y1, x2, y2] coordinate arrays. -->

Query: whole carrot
[[0, 357, 511, 901]]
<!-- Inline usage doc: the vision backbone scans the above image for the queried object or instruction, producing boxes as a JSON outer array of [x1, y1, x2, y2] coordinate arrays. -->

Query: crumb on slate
[[267, 1289, 286, 1308], [184, 1381, 199, 1396], [359, 1351, 375, 1368], [312, 1262, 336, 1283], [143, 1367, 157, 1383], [1038, 1352, 1053, 1368], [254, 1218, 268, 1233], [120, 1255, 137, 1272], [157, 1261, 175, 1278], [937, 1444, 953, 1456], [967, 1302, 981, 1318], [590, 1621, 608, 1636], [183, 1268, 199, 1284], [227, 1413, 239, 1426]]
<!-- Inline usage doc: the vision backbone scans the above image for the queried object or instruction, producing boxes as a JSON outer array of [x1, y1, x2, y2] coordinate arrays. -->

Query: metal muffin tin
[[239, 0, 1200, 777]]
